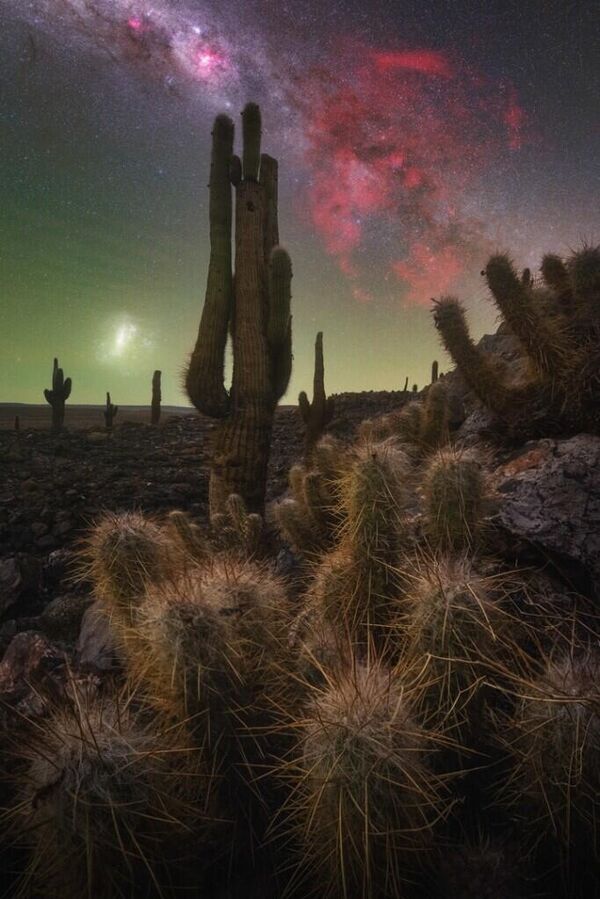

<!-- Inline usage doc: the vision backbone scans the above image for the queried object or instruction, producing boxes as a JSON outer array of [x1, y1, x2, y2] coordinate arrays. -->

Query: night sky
[[1, 0, 598, 406]]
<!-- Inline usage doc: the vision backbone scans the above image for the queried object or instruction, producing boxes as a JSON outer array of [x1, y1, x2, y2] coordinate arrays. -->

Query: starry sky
[[0, 0, 598, 405]]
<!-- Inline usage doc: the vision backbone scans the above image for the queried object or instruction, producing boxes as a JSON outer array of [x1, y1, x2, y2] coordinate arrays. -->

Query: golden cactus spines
[[282, 662, 447, 898]]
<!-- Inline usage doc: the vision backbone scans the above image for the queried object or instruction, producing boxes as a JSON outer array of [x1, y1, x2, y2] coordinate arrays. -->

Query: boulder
[[76, 602, 116, 671], [0, 631, 63, 706], [495, 435, 600, 593], [0, 554, 42, 614]]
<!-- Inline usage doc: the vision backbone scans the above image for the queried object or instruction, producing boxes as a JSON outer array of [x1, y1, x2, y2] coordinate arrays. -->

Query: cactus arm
[[241, 103, 261, 182], [43, 389, 53, 406], [433, 296, 519, 418], [185, 115, 234, 418], [485, 255, 577, 381], [260, 154, 279, 264], [267, 246, 293, 400], [63, 377, 72, 400]]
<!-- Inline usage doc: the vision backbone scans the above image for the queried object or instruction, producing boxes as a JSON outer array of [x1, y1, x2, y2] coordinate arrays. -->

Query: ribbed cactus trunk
[[186, 105, 292, 517]]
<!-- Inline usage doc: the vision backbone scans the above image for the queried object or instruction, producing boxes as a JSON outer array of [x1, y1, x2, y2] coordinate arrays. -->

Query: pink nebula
[[295, 41, 526, 305]]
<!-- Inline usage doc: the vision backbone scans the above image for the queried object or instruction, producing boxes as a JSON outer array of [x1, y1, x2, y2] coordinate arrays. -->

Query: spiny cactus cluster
[[5, 377, 600, 898], [44, 356, 72, 433], [433, 246, 600, 437], [6, 680, 206, 898], [186, 104, 293, 518]]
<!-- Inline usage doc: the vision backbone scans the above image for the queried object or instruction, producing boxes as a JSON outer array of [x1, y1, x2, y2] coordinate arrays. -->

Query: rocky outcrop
[[495, 434, 600, 593]]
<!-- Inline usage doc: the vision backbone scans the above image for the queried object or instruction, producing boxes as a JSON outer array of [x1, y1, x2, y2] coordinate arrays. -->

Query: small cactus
[[298, 331, 335, 463], [400, 558, 511, 741], [9, 683, 205, 898], [501, 650, 600, 856], [283, 662, 446, 898], [422, 448, 487, 551], [103, 391, 118, 430], [419, 381, 449, 451], [44, 357, 72, 433], [151, 369, 162, 425], [319, 440, 410, 649]]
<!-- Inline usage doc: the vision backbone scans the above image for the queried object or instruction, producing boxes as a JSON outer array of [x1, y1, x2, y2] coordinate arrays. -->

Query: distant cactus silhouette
[[151, 369, 161, 425], [433, 246, 600, 437], [103, 391, 118, 430], [186, 104, 293, 516], [44, 357, 71, 432], [431, 359, 439, 383], [298, 331, 335, 463]]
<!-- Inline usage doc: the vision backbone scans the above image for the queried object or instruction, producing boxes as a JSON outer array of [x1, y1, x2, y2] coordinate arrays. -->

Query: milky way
[[9, 0, 527, 305]]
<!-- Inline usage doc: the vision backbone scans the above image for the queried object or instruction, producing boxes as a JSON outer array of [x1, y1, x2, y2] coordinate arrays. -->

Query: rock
[[0, 554, 42, 614], [30, 521, 48, 538], [44, 548, 77, 587], [0, 631, 64, 705], [40, 593, 92, 642], [76, 602, 116, 671], [496, 435, 600, 592]]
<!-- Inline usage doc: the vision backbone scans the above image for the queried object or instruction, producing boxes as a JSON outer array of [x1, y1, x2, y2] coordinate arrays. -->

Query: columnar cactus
[[298, 331, 335, 463], [433, 246, 600, 437], [151, 369, 162, 425], [44, 357, 71, 433], [431, 359, 439, 383], [186, 104, 293, 516], [103, 391, 118, 430]]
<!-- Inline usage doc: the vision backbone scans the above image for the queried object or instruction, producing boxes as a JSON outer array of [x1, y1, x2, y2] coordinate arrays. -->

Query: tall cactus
[[103, 392, 118, 430], [151, 370, 161, 426], [44, 357, 71, 433], [299, 331, 335, 463], [186, 104, 292, 516]]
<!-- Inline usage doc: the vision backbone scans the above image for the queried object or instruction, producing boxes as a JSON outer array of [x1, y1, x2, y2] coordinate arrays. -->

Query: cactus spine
[[298, 331, 335, 463], [151, 369, 162, 425], [103, 391, 118, 430], [186, 104, 293, 516], [44, 357, 72, 433]]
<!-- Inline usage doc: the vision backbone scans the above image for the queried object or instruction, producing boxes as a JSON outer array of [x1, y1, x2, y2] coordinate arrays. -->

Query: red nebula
[[294, 41, 526, 305], [374, 50, 454, 78], [194, 45, 224, 76]]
